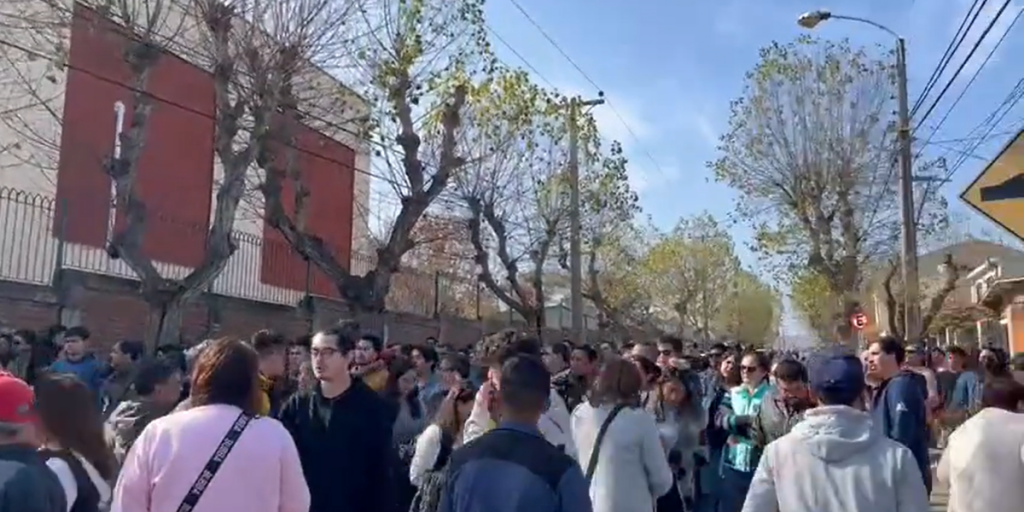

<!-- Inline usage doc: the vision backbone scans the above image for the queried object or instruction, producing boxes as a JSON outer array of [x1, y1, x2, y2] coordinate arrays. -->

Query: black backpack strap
[[432, 429, 455, 470], [177, 412, 253, 512], [584, 404, 625, 481], [45, 450, 101, 512]]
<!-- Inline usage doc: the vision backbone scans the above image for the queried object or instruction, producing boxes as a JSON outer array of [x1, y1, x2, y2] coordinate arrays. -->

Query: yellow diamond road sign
[[960, 129, 1024, 242]]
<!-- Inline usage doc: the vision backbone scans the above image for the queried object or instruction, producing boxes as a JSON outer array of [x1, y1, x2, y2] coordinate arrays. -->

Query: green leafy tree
[[645, 213, 739, 339], [557, 140, 643, 335], [711, 36, 948, 336], [789, 269, 846, 342], [455, 69, 570, 329], [715, 269, 780, 347]]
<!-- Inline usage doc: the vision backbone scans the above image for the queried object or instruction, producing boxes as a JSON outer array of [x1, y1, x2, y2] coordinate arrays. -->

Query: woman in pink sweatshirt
[[110, 338, 310, 512]]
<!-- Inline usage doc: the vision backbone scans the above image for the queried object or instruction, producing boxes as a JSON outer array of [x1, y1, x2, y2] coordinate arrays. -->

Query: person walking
[[277, 323, 397, 512], [440, 354, 591, 512], [572, 357, 673, 512], [0, 372, 67, 512], [936, 375, 1024, 512], [111, 338, 309, 512], [741, 354, 929, 512]]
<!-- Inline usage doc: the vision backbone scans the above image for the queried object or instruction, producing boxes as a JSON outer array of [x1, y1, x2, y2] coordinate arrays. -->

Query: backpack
[[41, 449, 103, 512], [409, 430, 455, 512]]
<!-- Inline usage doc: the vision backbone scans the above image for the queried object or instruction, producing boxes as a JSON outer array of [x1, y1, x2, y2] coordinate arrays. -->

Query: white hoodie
[[937, 407, 1024, 512], [462, 387, 574, 458], [742, 405, 929, 512]]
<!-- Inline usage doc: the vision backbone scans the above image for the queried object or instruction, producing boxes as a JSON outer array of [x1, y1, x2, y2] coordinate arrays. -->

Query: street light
[[797, 9, 922, 341]]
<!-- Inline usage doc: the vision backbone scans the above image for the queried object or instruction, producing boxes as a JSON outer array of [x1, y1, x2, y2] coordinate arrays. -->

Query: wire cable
[[914, 7, 1022, 160], [0, 36, 566, 235], [503, 0, 670, 181], [914, 0, 1016, 130], [910, 0, 986, 117]]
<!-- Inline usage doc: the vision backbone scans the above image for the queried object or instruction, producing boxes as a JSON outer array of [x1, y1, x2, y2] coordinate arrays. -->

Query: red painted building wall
[[260, 118, 356, 298], [54, 3, 215, 268]]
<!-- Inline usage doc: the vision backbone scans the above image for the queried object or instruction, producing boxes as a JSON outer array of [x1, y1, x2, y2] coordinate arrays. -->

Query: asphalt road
[[930, 457, 947, 512], [931, 481, 948, 511]]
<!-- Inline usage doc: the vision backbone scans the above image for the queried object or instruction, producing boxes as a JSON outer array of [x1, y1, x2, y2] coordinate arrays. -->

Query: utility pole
[[568, 95, 604, 347], [895, 37, 922, 341], [795, 11, 922, 341]]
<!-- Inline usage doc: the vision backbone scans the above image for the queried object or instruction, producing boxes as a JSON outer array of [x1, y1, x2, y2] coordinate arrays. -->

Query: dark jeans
[[718, 466, 754, 512], [694, 450, 721, 512], [656, 485, 686, 512]]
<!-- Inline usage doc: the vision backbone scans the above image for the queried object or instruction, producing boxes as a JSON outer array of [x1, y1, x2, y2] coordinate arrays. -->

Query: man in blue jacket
[[865, 336, 931, 493], [440, 354, 591, 512]]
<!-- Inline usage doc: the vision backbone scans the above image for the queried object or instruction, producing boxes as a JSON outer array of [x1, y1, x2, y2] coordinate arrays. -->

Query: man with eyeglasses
[[278, 322, 397, 512]]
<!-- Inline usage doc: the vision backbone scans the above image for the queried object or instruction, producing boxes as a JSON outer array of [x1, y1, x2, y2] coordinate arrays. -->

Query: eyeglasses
[[311, 348, 340, 358], [740, 365, 760, 373]]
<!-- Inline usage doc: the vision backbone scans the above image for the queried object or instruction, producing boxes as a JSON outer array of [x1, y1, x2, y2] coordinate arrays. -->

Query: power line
[[913, 0, 1016, 130], [503, 0, 670, 182], [0, 36, 498, 218], [910, 0, 986, 117], [0, 36, 569, 237], [914, 7, 1022, 159], [484, 23, 556, 90]]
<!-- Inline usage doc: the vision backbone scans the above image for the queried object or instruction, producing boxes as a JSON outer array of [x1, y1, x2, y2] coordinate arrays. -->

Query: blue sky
[[477, 0, 1024, 337]]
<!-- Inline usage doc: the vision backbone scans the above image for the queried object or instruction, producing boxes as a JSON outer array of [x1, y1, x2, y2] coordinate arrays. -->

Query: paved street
[[930, 459, 947, 511], [930, 481, 948, 511]]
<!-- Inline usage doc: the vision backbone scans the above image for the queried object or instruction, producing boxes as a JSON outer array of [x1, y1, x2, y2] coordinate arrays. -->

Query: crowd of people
[[0, 322, 1022, 512]]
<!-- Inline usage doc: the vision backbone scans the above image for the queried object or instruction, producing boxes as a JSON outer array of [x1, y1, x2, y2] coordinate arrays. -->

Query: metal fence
[[0, 186, 504, 319]]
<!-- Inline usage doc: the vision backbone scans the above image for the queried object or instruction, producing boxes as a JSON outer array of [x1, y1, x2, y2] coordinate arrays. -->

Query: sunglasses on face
[[659, 349, 673, 356], [740, 365, 760, 373]]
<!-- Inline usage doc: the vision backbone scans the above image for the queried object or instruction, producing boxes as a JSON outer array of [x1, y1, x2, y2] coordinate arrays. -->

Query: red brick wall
[[0, 273, 592, 353]]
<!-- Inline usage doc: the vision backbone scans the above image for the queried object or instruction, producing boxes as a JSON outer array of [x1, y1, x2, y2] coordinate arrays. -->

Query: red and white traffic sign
[[850, 312, 869, 330]]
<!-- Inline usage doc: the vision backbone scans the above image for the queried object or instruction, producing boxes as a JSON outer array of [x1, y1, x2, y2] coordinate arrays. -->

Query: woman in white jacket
[[572, 357, 674, 512]]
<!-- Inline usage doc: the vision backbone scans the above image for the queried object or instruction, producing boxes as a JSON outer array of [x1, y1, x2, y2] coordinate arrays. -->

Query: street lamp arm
[[828, 14, 902, 40]]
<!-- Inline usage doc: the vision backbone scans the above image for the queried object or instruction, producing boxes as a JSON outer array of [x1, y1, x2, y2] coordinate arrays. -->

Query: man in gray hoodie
[[741, 353, 929, 512]]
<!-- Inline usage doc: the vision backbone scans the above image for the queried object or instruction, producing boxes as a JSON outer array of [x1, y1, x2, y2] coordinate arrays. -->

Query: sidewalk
[[930, 481, 948, 511], [930, 454, 947, 511]]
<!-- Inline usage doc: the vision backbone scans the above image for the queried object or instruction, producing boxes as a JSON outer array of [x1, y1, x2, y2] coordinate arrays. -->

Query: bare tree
[[452, 69, 573, 329], [254, 0, 494, 315], [0, 0, 358, 348], [882, 254, 966, 340]]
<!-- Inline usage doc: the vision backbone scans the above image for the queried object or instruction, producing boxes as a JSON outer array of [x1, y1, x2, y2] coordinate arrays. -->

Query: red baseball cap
[[0, 372, 35, 425]]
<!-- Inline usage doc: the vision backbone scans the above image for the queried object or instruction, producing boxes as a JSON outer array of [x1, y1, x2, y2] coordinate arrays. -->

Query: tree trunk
[[143, 297, 185, 352]]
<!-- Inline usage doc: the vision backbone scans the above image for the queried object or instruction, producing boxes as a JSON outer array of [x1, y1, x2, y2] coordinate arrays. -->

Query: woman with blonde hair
[[571, 356, 673, 512], [111, 338, 309, 512]]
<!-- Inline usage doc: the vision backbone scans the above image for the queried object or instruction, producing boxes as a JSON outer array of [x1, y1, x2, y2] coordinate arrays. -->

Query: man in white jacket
[[742, 353, 930, 512], [463, 336, 573, 457], [936, 376, 1024, 512]]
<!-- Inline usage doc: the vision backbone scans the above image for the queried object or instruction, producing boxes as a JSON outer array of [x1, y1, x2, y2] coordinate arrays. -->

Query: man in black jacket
[[277, 323, 396, 512], [0, 373, 66, 512]]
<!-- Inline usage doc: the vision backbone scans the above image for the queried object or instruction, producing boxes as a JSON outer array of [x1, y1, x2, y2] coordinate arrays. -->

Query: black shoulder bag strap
[[432, 429, 455, 471], [584, 404, 625, 482], [176, 412, 254, 512]]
